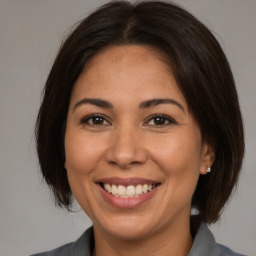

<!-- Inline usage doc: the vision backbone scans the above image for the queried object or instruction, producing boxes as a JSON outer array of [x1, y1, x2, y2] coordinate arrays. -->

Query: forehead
[[85, 45, 171, 71], [70, 45, 186, 109]]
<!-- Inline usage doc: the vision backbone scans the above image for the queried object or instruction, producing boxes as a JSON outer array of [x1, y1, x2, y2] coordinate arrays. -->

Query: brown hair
[[35, 1, 244, 224]]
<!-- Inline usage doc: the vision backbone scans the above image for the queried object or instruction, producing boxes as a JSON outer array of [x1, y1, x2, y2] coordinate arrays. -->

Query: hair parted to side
[[35, 0, 244, 224]]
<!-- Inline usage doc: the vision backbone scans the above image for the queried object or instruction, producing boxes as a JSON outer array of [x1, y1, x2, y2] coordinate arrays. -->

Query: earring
[[206, 167, 211, 173]]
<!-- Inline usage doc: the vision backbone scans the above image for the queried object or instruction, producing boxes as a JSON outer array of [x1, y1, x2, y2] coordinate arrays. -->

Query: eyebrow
[[73, 98, 113, 112], [73, 97, 185, 113], [139, 98, 185, 112]]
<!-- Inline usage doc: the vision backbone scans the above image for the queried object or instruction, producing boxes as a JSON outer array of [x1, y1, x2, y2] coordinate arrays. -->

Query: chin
[[92, 212, 164, 241]]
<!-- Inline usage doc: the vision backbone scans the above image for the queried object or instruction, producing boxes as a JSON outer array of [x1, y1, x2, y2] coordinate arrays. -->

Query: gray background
[[0, 0, 255, 255]]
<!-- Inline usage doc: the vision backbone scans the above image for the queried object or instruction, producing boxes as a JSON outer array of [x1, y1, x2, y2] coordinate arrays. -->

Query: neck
[[93, 217, 193, 256]]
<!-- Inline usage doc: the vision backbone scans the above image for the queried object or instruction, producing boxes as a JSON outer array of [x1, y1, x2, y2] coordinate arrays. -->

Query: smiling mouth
[[99, 183, 160, 198]]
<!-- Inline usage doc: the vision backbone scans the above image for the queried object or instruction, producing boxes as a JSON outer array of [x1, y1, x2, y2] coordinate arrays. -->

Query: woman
[[33, 1, 245, 255]]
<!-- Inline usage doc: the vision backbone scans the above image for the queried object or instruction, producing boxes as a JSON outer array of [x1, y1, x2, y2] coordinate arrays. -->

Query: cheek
[[64, 132, 106, 174], [149, 130, 202, 203], [150, 132, 202, 177], [64, 132, 107, 217]]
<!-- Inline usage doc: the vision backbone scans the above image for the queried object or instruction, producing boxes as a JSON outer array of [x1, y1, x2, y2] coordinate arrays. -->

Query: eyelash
[[80, 114, 177, 127], [80, 114, 110, 126], [145, 114, 177, 126]]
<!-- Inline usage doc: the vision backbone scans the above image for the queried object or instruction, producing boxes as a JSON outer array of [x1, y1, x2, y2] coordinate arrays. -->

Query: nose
[[104, 126, 148, 169]]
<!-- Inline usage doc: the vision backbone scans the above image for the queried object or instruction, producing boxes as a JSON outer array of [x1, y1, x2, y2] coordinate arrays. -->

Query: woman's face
[[65, 45, 213, 240]]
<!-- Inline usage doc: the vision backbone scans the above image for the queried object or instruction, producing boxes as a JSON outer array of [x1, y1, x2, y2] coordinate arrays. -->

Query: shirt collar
[[188, 222, 217, 256]]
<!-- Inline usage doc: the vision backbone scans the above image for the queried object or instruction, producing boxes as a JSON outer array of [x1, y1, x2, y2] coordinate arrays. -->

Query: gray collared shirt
[[31, 223, 246, 256]]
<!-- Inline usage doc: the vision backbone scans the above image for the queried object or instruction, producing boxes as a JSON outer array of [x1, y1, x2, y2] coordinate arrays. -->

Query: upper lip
[[96, 177, 161, 186]]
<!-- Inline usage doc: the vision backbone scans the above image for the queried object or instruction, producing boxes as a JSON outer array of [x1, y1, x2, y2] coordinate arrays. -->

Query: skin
[[64, 45, 215, 256]]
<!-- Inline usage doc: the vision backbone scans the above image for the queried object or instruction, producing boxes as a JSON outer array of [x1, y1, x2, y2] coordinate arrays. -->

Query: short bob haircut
[[35, 0, 244, 224]]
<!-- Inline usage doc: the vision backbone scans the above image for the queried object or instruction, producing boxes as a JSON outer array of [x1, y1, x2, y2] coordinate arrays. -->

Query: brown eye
[[81, 115, 110, 126], [151, 117, 166, 125], [91, 116, 104, 125], [146, 114, 176, 126]]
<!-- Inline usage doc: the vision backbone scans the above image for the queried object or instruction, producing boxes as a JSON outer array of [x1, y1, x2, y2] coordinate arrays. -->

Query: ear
[[200, 141, 215, 175]]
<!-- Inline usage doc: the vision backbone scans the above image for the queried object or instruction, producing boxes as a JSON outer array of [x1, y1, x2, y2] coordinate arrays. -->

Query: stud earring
[[206, 167, 211, 173]]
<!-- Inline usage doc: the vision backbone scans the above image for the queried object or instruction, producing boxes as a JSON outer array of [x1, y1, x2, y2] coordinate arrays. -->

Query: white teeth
[[126, 185, 136, 197], [135, 184, 142, 195], [117, 185, 126, 196], [104, 184, 112, 193], [112, 185, 118, 195], [142, 184, 148, 193], [103, 183, 156, 198]]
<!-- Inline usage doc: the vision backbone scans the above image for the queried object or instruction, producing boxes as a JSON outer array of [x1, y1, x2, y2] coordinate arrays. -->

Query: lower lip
[[98, 184, 159, 209]]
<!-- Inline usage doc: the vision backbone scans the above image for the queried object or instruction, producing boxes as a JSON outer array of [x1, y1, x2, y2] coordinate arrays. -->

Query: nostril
[[108, 160, 118, 166]]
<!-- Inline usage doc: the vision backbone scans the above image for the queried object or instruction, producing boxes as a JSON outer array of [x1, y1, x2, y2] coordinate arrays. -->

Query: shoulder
[[216, 243, 247, 256], [30, 227, 94, 256], [189, 222, 247, 256], [30, 242, 74, 256]]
